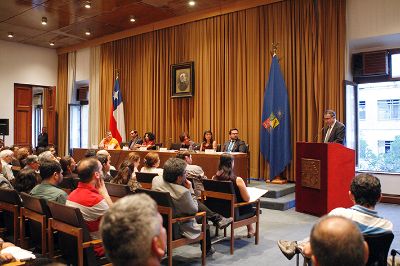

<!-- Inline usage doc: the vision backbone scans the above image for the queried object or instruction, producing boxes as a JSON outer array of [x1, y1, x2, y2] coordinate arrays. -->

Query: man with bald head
[[310, 216, 368, 266]]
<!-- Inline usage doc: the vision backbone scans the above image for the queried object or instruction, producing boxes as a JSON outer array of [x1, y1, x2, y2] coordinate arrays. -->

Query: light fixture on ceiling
[[84, 1, 91, 9], [85, 30, 91, 36], [49, 42, 55, 46], [41, 17, 47, 25], [129, 16, 136, 23], [188, 1, 196, 6], [8, 32, 14, 38]]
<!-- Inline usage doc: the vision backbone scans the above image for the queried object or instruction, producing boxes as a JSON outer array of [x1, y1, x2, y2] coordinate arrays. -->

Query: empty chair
[[137, 188, 206, 266], [364, 231, 394, 266], [47, 201, 109, 266], [136, 172, 158, 189], [104, 182, 132, 202]]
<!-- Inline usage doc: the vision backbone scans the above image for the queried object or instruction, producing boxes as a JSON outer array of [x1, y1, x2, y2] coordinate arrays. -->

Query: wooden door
[[14, 86, 32, 146], [44, 86, 56, 146]]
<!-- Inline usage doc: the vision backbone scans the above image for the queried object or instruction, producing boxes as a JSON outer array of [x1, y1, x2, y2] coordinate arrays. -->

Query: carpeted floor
[[162, 203, 400, 265]]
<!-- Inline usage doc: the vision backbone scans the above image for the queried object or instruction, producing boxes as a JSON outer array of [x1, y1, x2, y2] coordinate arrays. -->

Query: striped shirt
[[329, 205, 393, 234], [66, 182, 109, 256]]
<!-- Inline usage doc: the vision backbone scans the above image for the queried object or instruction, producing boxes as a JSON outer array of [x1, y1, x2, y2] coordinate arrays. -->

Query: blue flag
[[260, 56, 292, 180]]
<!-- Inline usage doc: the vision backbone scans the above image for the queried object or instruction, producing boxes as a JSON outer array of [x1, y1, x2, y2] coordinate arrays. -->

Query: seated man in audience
[[30, 160, 68, 204], [308, 216, 368, 266], [176, 151, 206, 197], [0, 149, 15, 181], [38, 150, 58, 163], [99, 131, 121, 150], [0, 163, 13, 189], [128, 130, 143, 150], [67, 157, 113, 257], [96, 149, 116, 171], [152, 158, 215, 256], [278, 173, 393, 260], [101, 194, 166, 266], [23, 155, 40, 172], [59, 155, 77, 179], [222, 128, 247, 153], [97, 154, 112, 182]]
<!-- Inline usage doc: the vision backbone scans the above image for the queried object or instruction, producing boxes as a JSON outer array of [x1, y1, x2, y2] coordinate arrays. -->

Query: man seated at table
[[99, 131, 121, 150], [222, 128, 247, 153], [128, 130, 143, 150], [179, 132, 198, 150]]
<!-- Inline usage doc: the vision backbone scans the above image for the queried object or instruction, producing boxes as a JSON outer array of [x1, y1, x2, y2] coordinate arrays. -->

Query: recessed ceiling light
[[85, 30, 91, 36], [49, 42, 55, 46], [129, 16, 136, 23], [7, 32, 14, 38], [84, 1, 91, 9], [188, 1, 196, 6], [41, 17, 47, 25]]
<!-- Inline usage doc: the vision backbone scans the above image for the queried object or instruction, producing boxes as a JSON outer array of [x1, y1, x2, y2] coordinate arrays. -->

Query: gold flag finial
[[271, 42, 279, 57]]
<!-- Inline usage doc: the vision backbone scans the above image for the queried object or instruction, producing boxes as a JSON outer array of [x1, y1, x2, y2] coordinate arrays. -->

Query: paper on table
[[1, 246, 36, 261], [246, 187, 268, 202]]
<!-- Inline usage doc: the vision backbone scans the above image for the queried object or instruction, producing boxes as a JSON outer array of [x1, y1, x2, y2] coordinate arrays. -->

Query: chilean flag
[[109, 77, 126, 143]]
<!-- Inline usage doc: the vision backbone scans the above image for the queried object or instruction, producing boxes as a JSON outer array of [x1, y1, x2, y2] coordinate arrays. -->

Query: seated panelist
[[200, 130, 217, 151], [99, 131, 121, 150], [141, 132, 156, 150], [179, 132, 198, 150]]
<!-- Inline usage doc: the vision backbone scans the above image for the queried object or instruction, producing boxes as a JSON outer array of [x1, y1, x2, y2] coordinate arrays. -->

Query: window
[[378, 140, 393, 154], [377, 99, 399, 120], [391, 53, 400, 78], [359, 101, 366, 120], [68, 104, 89, 154]]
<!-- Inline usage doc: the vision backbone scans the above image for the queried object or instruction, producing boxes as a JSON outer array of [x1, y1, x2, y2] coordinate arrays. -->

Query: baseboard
[[381, 194, 400, 205]]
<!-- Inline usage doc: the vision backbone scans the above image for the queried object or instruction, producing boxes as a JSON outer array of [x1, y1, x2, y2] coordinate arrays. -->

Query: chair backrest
[[0, 188, 22, 206], [244, 143, 250, 153], [216, 144, 222, 152], [136, 188, 174, 209], [364, 231, 394, 266], [0, 188, 22, 244], [20, 192, 49, 216], [170, 143, 181, 150], [202, 179, 236, 218], [110, 169, 118, 178], [105, 182, 131, 201], [136, 172, 158, 189]]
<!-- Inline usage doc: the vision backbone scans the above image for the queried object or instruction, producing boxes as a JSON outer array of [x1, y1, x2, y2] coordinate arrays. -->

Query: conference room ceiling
[[0, 0, 241, 49]]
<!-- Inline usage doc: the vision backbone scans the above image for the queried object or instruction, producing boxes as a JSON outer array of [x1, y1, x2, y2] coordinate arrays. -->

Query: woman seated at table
[[200, 130, 217, 151], [212, 153, 255, 238], [140, 132, 156, 149], [99, 131, 121, 150], [140, 152, 163, 177]]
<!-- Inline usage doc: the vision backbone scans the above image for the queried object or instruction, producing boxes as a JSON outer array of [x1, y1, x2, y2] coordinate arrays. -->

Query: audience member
[[152, 158, 215, 256], [0, 149, 15, 181], [0, 162, 13, 189], [38, 150, 57, 163], [278, 173, 393, 260], [67, 157, 113, 257], [213, 153, 255, 237], [37, 127, 48, 148], [222, 128, 247, 153], [14, 168, 37, 193], [24, 155, 39, 171], [97, 155, 112, 182], [200, 130, 217, 151], [141, 152, 163, 177], [96, 149, 116, 171], [14, 147, 29, 168], [101, 194, 166, 266], [309, 216, 368, 266], [141, 132, 156, 149], [84, 149, 97, 158], [30, 160, 67, 204], [35, 146, 47, 156], [99, 131, 121, 150], [59, 155, 77, 178], [126, 152, 141, 192], [176, 151, 206, 197], [128, 130, 143, 150], [110, 160, 134, 185]]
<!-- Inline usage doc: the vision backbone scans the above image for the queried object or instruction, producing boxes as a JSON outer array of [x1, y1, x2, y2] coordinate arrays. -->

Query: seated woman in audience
[[14, 168, 38, 193], [111, 160, 134, 185], [212, 153, 255, 237], [140, 152, 163, 176], [140, 132, 156, 149], [126, 152, 141, 191], [99, 131, 121, 150], [15, 147, 29, 168], [97, 154, 112, 182], [200, 130, 217, 151]]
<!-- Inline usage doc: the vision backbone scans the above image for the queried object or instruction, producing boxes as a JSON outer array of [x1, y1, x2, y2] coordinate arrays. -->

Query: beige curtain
[[89, 46, 101, 147], [98, 0, 346, 181], [56, 54, 68, 157]]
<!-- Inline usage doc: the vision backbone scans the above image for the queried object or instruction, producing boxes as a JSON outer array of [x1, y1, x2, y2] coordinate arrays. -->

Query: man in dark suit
[[37, 127, 48, 148], [128, 130, 143, 150], [323, 110, 345, 144], [222, 128, 247, 153]]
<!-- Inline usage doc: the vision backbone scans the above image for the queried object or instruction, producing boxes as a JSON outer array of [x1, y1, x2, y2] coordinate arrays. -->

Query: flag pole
[[265, 42, 288, 185]]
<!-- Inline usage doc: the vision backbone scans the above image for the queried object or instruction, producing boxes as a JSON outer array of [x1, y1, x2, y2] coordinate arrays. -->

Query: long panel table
[[72, 148, 249, 182]]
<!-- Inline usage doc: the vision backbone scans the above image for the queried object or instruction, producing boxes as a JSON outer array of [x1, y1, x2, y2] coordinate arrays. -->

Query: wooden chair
[[0, 188, 22, 244], [136, 172, 158, 189], [109, 169, 118, 178], [19, 192, 50, 255], [104, 182, 132, 202], [137, 188, 206, 266], [47, 201, 110, 266], [201, 179, 260, 254], [364, 231, 394, 266]]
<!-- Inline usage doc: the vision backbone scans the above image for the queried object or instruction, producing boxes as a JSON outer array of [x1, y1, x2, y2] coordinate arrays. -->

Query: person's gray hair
[[25, 155, 39, 164], [100, 194, 161, 266], [0, 149, 13, 159], [38, 151, 56, 163], [96, 149, 110, 157]]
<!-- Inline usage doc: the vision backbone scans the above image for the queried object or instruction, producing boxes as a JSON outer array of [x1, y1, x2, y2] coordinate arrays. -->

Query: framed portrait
[[171, 61, 194, 98]]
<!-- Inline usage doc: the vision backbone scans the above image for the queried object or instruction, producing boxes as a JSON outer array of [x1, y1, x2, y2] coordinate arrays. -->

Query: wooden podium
[[295, 142, 355, 217]]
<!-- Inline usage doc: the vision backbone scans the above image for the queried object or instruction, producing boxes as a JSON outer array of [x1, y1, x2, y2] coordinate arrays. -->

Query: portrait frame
[[171, 61, 194, 98]]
